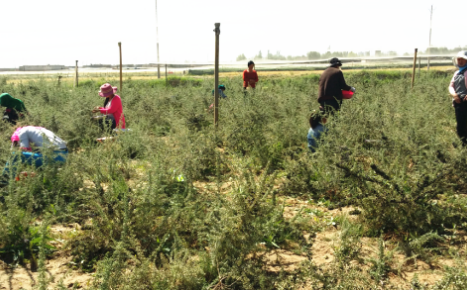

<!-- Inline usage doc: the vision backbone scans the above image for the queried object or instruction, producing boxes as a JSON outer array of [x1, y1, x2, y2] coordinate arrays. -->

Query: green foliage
[[0, 203, 54, 269], [333, 216, 363, 265], [432, 265, 467, 289], [280, 71, 467, 236], [400, 231, 444, 266], [0, 71, 466, 288], [367, 237, 395, 282]]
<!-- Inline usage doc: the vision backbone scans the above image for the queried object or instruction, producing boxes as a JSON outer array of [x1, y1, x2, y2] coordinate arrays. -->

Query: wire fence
[[0, 55, 457, 77]]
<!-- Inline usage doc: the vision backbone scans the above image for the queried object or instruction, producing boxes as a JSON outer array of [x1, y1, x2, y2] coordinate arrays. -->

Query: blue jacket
[[307, 124, 327, 152], [212, 88, 227, 99]]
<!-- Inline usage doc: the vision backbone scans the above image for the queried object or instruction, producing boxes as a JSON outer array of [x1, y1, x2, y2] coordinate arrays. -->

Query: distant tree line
[[420, 46, 467, 55], [236, 46, 467, 62], [236, 50, 393, 61]]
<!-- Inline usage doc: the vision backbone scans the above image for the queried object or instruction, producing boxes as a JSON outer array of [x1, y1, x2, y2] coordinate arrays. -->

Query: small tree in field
[[255, 50, 263, 60], [236, 53, 247, 62], [307, 51, 321, 60]]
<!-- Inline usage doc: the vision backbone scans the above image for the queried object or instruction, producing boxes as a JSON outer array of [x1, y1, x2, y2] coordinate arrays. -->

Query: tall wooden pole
[[427, 5, 433, 70], [155, 0, 160, 79], [412, 48, 418, 89], [214, 23, 220, 126], [426, 5, 433, 70], [74, 60, 78, 87], [118, 42, 123, 92]]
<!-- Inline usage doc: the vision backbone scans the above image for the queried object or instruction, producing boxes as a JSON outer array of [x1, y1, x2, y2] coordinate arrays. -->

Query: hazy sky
[[0, 0, 463, 67]]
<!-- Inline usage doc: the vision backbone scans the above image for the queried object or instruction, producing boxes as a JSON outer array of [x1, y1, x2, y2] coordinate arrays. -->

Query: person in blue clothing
[[2, 126, 68, 179], [449, 51, 467, 146], [209, 85, 227, 111], [307, 110, 328, 152], [211, 84, 227, 99]]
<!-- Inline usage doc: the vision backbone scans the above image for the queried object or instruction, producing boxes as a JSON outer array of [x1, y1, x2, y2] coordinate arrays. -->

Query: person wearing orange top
[[243, 60, 258, 90]]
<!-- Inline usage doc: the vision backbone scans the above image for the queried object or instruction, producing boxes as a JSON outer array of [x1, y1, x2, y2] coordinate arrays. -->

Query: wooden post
[[214, 23, 220, 126], [427, 5, 433, 70], [118, 42, 123, 92], [74, 60, 78, 87], [411, 48, 418, 89], [165, 64, 168, 85], [155, 0, 161, 79]]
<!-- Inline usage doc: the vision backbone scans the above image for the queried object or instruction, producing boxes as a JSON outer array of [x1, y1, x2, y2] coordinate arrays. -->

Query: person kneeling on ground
[[0, 93, 28, 125], [3, 126, 68, 178], [212, 84, 227, 99], [307, 111, 328, 153], [92, 83, 126, 130], [209, 85, 227, 111], [317, 58, 355, 115]]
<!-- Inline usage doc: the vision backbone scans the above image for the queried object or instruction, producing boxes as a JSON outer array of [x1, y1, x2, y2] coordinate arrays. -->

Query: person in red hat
[[92, 83, 126, 130]]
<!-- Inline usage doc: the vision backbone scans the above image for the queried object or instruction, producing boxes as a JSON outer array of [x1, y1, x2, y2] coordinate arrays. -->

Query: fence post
[[74, 60, 78, 87], [118, 42, 123, 92], [214, 23, 220, 126], [165, 64, 168, 85], [411, 48, 418, 89]]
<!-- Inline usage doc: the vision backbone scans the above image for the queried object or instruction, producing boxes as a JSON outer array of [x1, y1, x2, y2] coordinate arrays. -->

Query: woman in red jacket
[[243, 60, 258, 90], [92, 83, 126, 130]]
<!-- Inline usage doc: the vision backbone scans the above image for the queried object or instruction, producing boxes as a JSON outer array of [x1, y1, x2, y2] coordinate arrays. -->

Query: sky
[[0, 0, 463, 67]]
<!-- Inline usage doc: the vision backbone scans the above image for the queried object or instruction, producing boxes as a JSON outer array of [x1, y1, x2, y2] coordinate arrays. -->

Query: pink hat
[[11, 127, 22, 143], [98, 83, 118, 98]]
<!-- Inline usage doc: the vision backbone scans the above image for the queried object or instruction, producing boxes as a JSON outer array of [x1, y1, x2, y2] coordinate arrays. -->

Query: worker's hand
[[92, 107, 100, 113], [350, 87, 356, 93], [454, 95, 462, 104]]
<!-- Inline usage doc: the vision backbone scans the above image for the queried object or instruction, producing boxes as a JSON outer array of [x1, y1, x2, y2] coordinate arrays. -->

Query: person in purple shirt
[[449, 51, 467, 146]]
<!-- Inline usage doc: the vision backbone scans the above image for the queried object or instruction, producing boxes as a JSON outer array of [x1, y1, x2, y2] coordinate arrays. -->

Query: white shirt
[[18, 126, 67, 150], [104, 98, 114, 119]]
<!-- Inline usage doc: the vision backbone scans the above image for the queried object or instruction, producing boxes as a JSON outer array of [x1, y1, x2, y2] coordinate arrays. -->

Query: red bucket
[[342, 90, 354, 99]]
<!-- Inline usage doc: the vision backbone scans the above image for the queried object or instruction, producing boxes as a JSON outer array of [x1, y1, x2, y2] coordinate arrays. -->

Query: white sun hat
[[456, 51, 467, 60]]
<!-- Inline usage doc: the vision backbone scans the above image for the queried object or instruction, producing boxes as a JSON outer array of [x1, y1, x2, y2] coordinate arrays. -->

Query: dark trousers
[[319, 98, 342, 115], [97, 115, 117, 131], [3, 109, 20, 125], [455, 102, 467, 145]]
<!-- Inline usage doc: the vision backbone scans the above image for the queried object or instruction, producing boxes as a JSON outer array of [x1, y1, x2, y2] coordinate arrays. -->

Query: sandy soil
[[0, 225, 92, 290]]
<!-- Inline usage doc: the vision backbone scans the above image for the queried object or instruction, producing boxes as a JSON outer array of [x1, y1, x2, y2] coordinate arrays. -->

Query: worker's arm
[[100, 97, 121, 115], [449, 81, 457, 96], [449, 73, 462, 103], [338, 71, 352, 91]]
